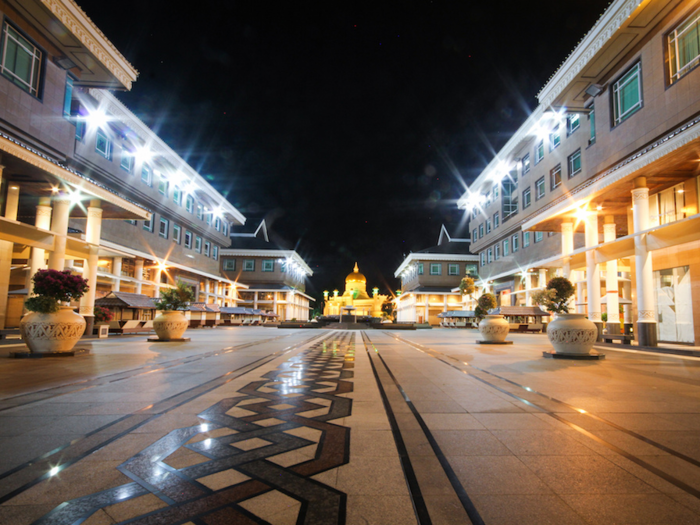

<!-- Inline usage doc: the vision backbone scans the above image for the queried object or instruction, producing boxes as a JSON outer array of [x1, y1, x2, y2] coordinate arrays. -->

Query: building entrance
[[655, 266, 694, 343]]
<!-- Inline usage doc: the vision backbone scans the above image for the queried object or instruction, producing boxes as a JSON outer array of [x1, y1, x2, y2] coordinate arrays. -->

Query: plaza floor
[[1, 327, 700, 524]]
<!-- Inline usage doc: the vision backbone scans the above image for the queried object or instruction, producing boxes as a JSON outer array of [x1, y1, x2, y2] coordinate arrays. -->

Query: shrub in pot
[[153, 280, 195, 340], [477, 293, 509, 342], [20, 270, 89, 353]]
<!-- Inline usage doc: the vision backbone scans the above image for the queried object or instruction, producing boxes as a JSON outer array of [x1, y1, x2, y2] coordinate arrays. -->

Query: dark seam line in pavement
[[361, 333, 433, 525], [388, 333, 700, 501], [0, 332, 331, 506], [389, 334, 700, 472], [0, 334, 294, 410], [363, 333, 485, 525]]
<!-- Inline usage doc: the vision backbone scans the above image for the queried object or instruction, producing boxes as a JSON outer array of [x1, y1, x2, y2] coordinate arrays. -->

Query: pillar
[[632, 177, 657, 346], [525, 272, 533, 306], [134, 258, 144, 294], [585, 212, 603, 339], [27, 198, 52, 293], [561, 222, 574, 279], [153, 267, 162, 299], [0, 170, 17, 329], [47, 196, 71, 270], [112, 257, 122, 292], [79, 200, 102, 335], [538, 269, 547, 289], [604, 216, 620, 334]]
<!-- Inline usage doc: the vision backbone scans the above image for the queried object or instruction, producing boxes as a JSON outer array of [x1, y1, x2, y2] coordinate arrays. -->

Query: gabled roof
[[229, 219, 291, 250], [95, 291, 156, 309]]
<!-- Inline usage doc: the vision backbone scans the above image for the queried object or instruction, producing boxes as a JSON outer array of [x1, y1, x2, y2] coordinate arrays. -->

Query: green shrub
[[532, 277, 575, 314], [155, 280, 195, 311]]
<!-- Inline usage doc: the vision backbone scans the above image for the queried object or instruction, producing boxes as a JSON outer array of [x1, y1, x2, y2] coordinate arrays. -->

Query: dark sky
[[78, 0, 609, 307]]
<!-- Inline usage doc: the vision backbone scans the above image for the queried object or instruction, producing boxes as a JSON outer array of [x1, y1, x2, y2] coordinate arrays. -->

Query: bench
[[0, 329, 21, 340], [602, 334, 634, 344]]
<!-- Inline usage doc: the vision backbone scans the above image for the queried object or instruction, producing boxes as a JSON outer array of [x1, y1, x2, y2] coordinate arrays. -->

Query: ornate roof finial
[[354, 262, 359, 272]]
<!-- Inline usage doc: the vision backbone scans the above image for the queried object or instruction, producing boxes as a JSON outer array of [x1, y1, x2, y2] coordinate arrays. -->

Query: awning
[[95, 291, 155, 309]]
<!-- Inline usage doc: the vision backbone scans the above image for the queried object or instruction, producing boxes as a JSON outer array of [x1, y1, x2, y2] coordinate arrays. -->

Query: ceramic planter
[[20, 306, 86, 353], [546, 313, 598, 354], [478, 314, 510, 343], [153, 310, 189, 340]]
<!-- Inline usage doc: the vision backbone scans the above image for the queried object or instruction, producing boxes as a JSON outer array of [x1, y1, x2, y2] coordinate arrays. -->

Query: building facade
[[0, 0, 245, 330], [394, 225, 480, 324], [459, 0, 700, 346], [323, 263, 387, 318], [220, 220, 314, 321]]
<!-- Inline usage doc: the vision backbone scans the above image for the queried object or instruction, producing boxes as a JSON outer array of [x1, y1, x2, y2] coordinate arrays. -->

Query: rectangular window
[[488, 248, 493, 263], [195, 236, 202, 253], [185, 195, 194, 214], [481, 252, 486, 266], [612, 62, 642, 125], [522, 154, 530, 175], [204, 241, 210, 257], [493, 185, 499, 199], [63, 76, 73, 117], [142, 165, 152, 186], [215, 218, 221, 231], [495, 244, 501, 260], [486, 219, 492, 234], [120, 148, 133, 172], [75, 118, 85, 141], [448, 263, 459, 275], [212, 245, 218, 261], [522, 187, 531, 209], [472, 228, 478, 240], [535, 140, 544, 164], [223, 259, 236, 271], [550, 164, 562, 190], [95, 129, 111, 159], [668, 9, 700, 84], [503, 239, 509, 256], [244, 260, 255, 271], [158, 178, 168, 196], [262, 259, 274, 272], [222, 222, 228, 236], [567, 113, 580, 135], [502, 179, 518, 221], [536, 177, 546, 200], [143, 217, 153, 232], [512, 234, 519, 252], [466, 264, 478, 277], [523, 232, 530, 247], [206, 213, 212, 226], [589, 105, 596, 145], [493, 211, 500, 228], [535, 231, 544, 243], [430, 263, 441, 275], [549, 125, 561, 151], [196, 205, 203, 220], [568, 149, 582, 178], [173, 188, 182, 206], [173, 224, 181, 244], [479, 224, 484, 237], [1, 22, 42, 97], [184, 230, 193, 248], [159, 218, 169, 239], [418, 263, 424, 275]]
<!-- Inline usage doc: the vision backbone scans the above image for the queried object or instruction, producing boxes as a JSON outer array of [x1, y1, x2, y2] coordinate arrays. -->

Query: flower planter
[[478, 314, 509, 343], [20, 306, 86, 353], [546, 313, 598, 354], [153, 310, 189, 340]]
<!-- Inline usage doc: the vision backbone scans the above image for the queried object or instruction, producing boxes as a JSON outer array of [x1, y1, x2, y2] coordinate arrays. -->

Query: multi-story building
[[220, 219, 314, 321], [0, 0, 245, 330], [394, 225, 479, 324], [459, 0, 700, 347]]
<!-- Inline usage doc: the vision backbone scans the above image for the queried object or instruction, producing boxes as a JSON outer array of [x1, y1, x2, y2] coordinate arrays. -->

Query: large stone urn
[[20, 306, 86, 353], [478, 315, 510, 343], [546, 313, 598, 354], [153, 310, 189, 340]]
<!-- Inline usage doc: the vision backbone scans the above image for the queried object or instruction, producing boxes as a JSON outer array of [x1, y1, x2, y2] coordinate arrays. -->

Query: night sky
[[78, 0, 610, 307]]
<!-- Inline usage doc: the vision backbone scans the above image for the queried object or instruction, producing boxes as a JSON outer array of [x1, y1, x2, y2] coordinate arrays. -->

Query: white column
[[273, 292, 277, 314], [538, 269, 547, 289], [134, 258, 144, 294], [604, 216, 620, 333], [112, 257, 122, 292], [525, 272, 532, 306], [0, 171, 17, 329], [585, 212, 602, 328], [632, 177, 657, 346], [79, 201, 102, 323], [153, 267, 162, 299], [27, 197, 52, 293], [47, 196, 71, 270], [443, 295, 448, 313], [561, 222, 574, 279], [425, 296, 429, 324]]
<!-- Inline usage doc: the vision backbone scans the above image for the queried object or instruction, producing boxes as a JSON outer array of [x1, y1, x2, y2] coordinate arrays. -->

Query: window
[[204, 241, 210, 257], [549, 125, 561, 150], [95, 129, 111, 159], [589, 105, 596, 145], [159, 218, 169, 239], [173, 188, 182, 206], [550, 164, 562, 190], [158, 178, 168, 196], [223, 259, 236, 271], [222, 222, 228, 236], [206, 213, 212, 226], [493, 212, 500, 228], [523, 232, 530, 247], [493, 185, 499, 199], [63, 76, 73, 118], [481, 252, 486, 266], [185, 195, 194, 214], [652, 183, 686, 226], [535, 140, 544, 164], [143, 217, 153, 232], [184, 230, 193, 249], [567, 113, 580, 135], [536, 177, 546, 200], [522, 154, 530, 175], [1, 22, 42, 97], [512, 234, 519, 252], [195, 236, 202, 253], [196, 205, 204, 220], [124, 219, 136, 226], [669, 9, 700, 84], [472, 228, 478, 240], [262, 259, 274, 272], [212, 246, 218, 261], [495, 244, 501, 260], [502, 179, 518, 222], [535, 231, 544, 243], [418, 263, 424, 275], [487, 248, 493, 263], [244, 260, 255, 271], [486, 219, 492, 234], [612, 62, 642, 125], [479, 224, 484, 237], [568, 149, 582, 178], [430, 263, 441, 275], [466, 264, 478, 276], [120, 148, 133, 172], [75, 117, 85, 141], [503, 239, 509, 256], [142, 165, 152, 186], [448, 263, 459, 276], [173, 224, 181, 244], [523, 187, 532, 209], [215, 218, 221, 231]]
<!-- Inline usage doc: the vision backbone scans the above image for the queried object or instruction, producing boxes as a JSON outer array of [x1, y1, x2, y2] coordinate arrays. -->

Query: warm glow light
[[51, 186, 59, 193], [85, 109, 108, 129], [69, 191, 82, 204], [134, 147, 153, 164], [596, 205, 603, 211]]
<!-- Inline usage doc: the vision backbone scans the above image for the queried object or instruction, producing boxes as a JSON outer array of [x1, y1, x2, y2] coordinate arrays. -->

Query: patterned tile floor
[[2, 328, 700, 524]]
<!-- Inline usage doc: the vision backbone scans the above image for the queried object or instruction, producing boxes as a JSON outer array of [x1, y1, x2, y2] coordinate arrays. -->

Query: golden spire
[[354, 262, 359, 272]]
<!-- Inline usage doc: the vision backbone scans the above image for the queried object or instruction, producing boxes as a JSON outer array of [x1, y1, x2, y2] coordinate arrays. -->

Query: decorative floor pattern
[[35, 334, 355, 525]]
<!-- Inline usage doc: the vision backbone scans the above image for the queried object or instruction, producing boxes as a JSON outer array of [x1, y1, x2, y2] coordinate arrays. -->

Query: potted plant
[[477, 293, 509, 343], [153, 279, 195, 340], [532, 276, 597, 354], [20, 269, 89, 353], [93, 305, 113, 336]]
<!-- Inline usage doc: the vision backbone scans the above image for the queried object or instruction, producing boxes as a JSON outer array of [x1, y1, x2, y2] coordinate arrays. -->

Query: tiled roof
[[95, 292, 156, 309]]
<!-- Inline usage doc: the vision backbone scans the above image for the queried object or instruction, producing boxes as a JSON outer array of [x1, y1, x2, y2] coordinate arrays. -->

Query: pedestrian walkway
[[1, 327, 700, 524]]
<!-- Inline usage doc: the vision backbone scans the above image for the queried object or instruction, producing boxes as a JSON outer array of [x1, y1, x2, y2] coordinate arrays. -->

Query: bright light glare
[[199, 423, 209, 432], [85, 110, 108, 129], [49, 466, 60, 477], [134, 147, 153, 164], [69, 191, 82, 204]]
